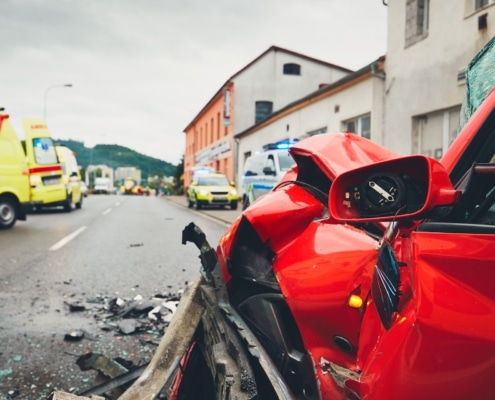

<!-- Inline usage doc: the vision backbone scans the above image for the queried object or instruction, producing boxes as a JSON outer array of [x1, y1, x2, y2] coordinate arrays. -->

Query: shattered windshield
[[458, 35, 495, 131]]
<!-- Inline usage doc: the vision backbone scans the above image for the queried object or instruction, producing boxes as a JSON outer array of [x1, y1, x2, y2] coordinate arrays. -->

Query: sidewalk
[[163, 195, 242, 225]]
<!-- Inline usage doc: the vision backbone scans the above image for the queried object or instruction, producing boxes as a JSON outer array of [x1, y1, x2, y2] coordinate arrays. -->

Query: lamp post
[[43, 84, 72, 120]]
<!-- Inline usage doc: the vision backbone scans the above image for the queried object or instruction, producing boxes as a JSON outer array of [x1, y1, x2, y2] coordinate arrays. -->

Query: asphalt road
[[163, 194, 242, 226], [0, 194, 241, 400]]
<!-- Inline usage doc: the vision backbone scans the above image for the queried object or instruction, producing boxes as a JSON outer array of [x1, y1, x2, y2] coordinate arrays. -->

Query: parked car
[[93, 177, 112, 194], [80, 181, 88, 197], [241, 147, 295, 209], [187, 172, 238, 210]]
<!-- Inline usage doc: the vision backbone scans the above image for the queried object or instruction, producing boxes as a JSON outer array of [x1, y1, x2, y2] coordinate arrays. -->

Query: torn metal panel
[[50, 391, 105, 400], [76, 353, 129, 377]]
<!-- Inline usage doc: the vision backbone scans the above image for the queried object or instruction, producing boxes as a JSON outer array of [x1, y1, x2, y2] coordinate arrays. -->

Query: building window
[[307, 127, 328, 137], [283, 63, 301, 75], [216, 112, 220, 140], [255, 101, 273, 124], [211, 118, 214, 143], [412, 106, 461, 159], [475, 0, 489, 9], [344, 115, 371, 139], [405, 0, 429, 48]]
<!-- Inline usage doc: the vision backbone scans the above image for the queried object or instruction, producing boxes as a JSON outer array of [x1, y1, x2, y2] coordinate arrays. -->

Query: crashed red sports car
[[117, 82, 495, 400], [61, 40, 495, 400]]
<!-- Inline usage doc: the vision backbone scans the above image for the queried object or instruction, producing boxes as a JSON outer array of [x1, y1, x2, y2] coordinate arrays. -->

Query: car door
[[386, 89, 495, 398]]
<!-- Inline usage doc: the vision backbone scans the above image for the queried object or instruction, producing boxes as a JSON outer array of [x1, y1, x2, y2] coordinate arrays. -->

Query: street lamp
[[43, 84, 72, 120]]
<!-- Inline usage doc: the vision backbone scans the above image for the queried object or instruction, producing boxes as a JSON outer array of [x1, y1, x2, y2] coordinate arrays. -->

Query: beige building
[[384, 0, 495, 159]]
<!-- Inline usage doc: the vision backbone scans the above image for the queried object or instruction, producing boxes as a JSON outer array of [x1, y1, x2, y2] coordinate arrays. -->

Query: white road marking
[[49, 226, 87, 251], [102, 208, 112, 215]]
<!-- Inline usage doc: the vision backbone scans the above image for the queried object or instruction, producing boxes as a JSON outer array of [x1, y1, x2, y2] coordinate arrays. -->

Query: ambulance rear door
[[23, 118, 67, 207]]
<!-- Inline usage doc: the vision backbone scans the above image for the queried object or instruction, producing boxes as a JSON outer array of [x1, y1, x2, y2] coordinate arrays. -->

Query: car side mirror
[[262, 166, 275, 176], [329, 155, 461, 222], [230, 181, 235, 187]]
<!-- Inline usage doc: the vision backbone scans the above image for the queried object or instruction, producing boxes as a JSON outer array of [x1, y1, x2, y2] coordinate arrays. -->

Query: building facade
[[384, 0, 495, 159], [234, 58, 386, 190], [183, 46, 352, 188], [115, 166, 141, 185]]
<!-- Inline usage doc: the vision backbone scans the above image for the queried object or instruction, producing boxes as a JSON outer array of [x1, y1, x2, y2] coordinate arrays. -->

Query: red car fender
[[273, 222, 379, 395], [242, 183, 326, 254]]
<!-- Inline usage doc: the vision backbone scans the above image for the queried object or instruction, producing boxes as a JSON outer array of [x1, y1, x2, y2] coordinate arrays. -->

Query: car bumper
[[197, 195, 239, 205]]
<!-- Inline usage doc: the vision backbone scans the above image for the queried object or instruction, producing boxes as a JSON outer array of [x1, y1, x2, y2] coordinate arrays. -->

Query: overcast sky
[[1, 0, 388, 165]]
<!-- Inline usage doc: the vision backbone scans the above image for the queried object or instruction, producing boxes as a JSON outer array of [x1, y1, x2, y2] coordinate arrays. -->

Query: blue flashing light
[[263, 139, 298, 151]]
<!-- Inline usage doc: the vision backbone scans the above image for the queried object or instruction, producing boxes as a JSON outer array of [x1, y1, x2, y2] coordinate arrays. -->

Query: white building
[[233, 1, 495, 190], [115, 167, 141, 184], [231, 46, 353, 133], [234, 58, 386, 189]]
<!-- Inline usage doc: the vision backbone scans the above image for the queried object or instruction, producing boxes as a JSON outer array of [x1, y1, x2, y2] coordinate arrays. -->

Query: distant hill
[[54, 139, 178, 179]]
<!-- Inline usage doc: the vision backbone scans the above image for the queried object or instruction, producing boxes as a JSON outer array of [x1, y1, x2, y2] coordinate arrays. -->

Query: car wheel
[[242, 196, 250, 210], [63, 194, 72, 212], [231, 200, 238, 210], [0, 196, 17, 230]]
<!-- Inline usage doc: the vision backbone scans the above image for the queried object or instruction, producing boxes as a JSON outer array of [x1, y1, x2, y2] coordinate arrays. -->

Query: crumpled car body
[[117, 89, 495, 400], [168, 94, 495, 400], [114, 133, 401, 400]]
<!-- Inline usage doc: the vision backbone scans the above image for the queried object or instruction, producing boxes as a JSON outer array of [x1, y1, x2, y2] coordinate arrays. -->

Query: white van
[[241, 149, 294, 209]]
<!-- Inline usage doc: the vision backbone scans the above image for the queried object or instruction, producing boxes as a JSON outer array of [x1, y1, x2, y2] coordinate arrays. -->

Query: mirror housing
[[329, 155, 461, 222], [262, 166, 275, 176]]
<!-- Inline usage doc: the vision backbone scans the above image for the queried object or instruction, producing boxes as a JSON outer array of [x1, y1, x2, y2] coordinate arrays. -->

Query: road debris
[[1, 287, 183, 399]]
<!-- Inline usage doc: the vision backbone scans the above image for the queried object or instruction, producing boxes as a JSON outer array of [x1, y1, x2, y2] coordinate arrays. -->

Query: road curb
[[163, 195, 240, 226]]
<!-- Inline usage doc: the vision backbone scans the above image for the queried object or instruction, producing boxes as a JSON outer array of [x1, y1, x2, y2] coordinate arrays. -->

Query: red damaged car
[[113, 44, 495, 400]]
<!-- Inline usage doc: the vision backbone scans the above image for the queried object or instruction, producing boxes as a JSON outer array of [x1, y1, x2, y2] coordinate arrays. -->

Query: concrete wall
[[384, 0, 495, 156]]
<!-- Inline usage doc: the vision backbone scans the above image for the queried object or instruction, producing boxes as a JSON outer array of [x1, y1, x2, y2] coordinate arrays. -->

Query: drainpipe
[[371, 62, 386, 80], [234, 137, 240, 193]]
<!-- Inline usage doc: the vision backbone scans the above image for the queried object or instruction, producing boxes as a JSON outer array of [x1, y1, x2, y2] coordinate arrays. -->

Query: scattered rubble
[[1, 286, 185, 399]]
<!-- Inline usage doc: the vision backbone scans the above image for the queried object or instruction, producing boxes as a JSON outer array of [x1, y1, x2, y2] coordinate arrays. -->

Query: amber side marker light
[[348, 295, 363, 309]]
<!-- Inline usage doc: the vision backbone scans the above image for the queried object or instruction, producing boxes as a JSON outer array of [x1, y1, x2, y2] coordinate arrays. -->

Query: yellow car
[[187, 173, 238, 210]]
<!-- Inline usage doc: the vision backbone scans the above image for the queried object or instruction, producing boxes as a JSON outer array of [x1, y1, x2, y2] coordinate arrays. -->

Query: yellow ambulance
[[0, 112, 30, 229], [22, 119, 68, 211]]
